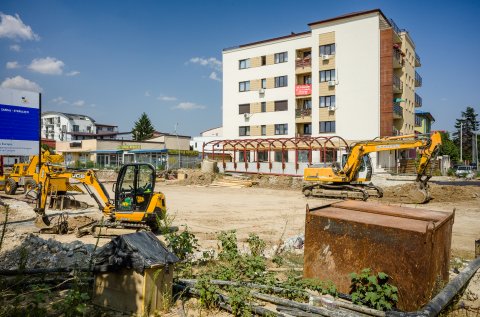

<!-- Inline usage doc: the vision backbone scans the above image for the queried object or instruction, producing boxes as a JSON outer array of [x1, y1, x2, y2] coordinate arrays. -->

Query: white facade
[[42, 112, 95, 141], [223, 13, 381, 141], [41, 112, 123, 141]]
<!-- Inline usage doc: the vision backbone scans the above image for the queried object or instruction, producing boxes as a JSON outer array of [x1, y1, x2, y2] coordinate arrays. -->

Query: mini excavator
[[34, 163, 166, 236], [302, 132, 442, 203]]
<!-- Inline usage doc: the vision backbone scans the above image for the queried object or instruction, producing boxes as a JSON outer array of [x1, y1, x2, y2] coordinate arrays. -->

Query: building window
[[303, 123, 312, 135], [274, 100, 288, 111], [320, 70, 336, 82], [239, 59, 250, 69], [274, 51, 288, 63], [257, 150, 268, 162], [275, 123, 288, 135], [320, 44, 336, 56], [239, 81, 250, 92], [239, 126, 250, 136], [319, 121, 336, 133], [261, 125, 266, 136], [239, 151, 250, 162], [320, 95, 336, 108], [261, 78, 266, 89], [303, 99, 312, 109], [304, 75, 312, 84], [261, 55, 266, 66], [261, 102, 266, 113], [298, 150, 311, 162], [239, 103, 250, 114], [274, 75, 288, 88], [274, 150, 288, 162], [73, 125, 79, 132]]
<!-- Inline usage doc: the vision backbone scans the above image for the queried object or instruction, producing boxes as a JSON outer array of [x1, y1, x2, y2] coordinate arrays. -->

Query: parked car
[[455, 165, 475, 177]]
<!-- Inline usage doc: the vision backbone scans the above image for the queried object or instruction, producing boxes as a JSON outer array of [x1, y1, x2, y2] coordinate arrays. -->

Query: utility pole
[[174, 123, 180, 169], [473, 130, 479, 171], [460, 121, 463, 163]]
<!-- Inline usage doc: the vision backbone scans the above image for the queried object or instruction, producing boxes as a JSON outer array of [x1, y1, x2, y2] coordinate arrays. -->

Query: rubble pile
[[95, 169, 118, 182], [382, 183, 480, 203], [250, 175, 304, 190], [0, 233, 95, 270], [175, 168, 217, 186]]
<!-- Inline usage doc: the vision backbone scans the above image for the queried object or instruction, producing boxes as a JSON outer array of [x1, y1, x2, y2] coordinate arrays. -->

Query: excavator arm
[[34, 166, 115, 228]]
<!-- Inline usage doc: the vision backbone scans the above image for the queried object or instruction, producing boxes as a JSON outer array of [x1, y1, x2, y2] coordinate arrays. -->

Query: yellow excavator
[[34, 162, 166, 236], [302, 131, 442, 203], [1, 150, 70, 194]]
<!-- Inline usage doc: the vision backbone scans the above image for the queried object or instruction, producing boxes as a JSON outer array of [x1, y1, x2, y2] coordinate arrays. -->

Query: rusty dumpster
[[303, 200, 454, 311]]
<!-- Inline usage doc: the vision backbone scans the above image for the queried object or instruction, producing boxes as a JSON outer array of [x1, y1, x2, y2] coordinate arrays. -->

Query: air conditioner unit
[[244, 113, 250, 121], [328, 80, 336, 87], [328, 105, 336, 111], [322, 54, 330, 60], [259, 88, 265, 94]]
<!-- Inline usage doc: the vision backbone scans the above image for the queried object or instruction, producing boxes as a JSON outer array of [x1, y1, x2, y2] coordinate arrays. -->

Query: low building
[[415, 111, 435, 134], [191, 126, 224, 153], [55, 131, 196, 169]]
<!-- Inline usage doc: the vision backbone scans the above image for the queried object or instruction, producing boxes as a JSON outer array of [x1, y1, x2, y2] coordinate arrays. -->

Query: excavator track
[[76, 220, 151, 238], [303, 183, 384, 201]]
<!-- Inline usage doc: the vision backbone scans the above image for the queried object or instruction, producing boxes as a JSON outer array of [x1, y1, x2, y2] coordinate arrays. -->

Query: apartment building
[[222, 9, 424, 170], [41, 112, 129, 141]]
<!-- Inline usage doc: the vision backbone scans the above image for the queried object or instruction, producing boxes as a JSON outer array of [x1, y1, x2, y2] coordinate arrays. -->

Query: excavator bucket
[[406, 182, 430, 204], [34, 213, 52, 229]]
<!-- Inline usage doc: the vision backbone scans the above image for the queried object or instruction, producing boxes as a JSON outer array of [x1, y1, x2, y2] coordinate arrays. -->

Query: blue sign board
[[0, 88, 40, 156]]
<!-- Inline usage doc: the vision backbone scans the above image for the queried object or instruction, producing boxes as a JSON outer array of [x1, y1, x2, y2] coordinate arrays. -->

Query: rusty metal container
[[304, 200, 454, 311]]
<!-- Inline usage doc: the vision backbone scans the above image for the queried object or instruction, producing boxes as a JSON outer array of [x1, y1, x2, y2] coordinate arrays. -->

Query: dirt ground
[[0, 176, 479, 314]]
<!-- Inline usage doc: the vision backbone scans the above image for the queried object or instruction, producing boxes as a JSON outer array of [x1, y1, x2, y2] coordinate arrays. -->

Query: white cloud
[[157, 95, 177, 101], [1, 75, 42, 92], [28, 57, 64, 75], [66, 70, 80, 77], [188, 57, 222, 71], [144, 91, 151, 97], [209, 71, 222, 82], [6, 61, 19, 69], [172, 102, 206, 111], [52, 96, 69, 105], [9, 44, 20, 51], [0, 12, 39, 41], [72, 100, 85, 107]]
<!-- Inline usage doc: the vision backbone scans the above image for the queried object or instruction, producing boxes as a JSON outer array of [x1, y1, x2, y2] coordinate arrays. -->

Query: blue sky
[[1, 0, 479, 136]]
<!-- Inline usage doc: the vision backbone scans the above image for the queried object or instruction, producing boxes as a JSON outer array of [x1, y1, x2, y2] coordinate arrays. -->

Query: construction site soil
[[0, 171, 479, 315]]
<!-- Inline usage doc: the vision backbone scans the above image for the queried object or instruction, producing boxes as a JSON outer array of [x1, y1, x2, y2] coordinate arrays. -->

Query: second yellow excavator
[[34, 162, 166, 236], [302, 132, 442, 203]]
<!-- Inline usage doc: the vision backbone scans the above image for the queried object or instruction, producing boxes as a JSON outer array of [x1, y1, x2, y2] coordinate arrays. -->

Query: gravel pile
[[0, 233, 96, 270]]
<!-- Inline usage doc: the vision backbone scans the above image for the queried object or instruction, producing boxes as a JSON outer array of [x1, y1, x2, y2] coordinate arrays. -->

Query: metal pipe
[[179, 279, 382, 316]]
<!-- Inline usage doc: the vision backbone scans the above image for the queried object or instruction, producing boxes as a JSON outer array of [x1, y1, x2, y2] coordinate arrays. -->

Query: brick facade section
[[380, 29, 394, 137]]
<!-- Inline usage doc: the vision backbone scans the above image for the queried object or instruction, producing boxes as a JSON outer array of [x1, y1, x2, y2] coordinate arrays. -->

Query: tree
[[131, 112, 155, 141], [452, 106, 479, 162], [438, 132, 459, 163]]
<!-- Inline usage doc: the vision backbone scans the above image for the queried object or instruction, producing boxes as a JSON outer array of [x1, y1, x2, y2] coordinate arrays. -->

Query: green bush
[[349, 268, 398, 311]]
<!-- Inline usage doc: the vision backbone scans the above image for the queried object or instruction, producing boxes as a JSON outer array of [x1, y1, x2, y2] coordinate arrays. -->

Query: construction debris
[[382, 183, 480, 203], [0, 233, 95, 270]]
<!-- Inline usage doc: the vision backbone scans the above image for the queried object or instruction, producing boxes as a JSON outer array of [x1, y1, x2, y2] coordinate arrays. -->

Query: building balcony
[[296, 108, 312, 118], [295, 84, 312, 96], [415, 71, 422, 87], [415, 93, 422, 108], [296, 56, 311, 68], [393, 103, 403, 119], [393, 48, 404, 69], [415, 52, 421, 67], [393, 75, 403, 94], [389, 18, 402, 43]]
